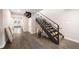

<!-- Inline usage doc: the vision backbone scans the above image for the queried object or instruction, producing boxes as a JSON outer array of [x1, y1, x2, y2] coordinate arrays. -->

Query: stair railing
[[39, 12, 59, 39], [38, 12, 64, 41]]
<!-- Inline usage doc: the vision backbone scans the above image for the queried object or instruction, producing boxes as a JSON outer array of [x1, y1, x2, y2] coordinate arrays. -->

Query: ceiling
[[10, 9, 42, 15]]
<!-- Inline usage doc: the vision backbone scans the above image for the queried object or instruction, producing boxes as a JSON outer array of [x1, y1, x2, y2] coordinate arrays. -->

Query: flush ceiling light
[[24, 11, 31, 18]]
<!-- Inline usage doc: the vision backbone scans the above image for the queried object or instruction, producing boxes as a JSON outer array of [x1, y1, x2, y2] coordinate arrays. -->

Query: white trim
[[65, 36, 79, 43]]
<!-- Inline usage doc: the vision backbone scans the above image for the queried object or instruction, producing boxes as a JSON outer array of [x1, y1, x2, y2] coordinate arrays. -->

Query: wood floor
[[4, 32, 79, 49]]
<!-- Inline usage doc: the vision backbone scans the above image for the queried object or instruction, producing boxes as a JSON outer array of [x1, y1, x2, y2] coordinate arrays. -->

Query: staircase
[[36, 13, 64, 44]]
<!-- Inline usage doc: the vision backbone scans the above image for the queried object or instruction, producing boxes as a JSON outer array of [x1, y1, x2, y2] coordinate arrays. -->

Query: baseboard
[[65, 37, 79, 43]]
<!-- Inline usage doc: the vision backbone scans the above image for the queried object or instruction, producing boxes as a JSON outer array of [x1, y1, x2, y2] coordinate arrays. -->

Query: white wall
[[39, 9, 79, 43], [1, 9, 12, 48], [3, 9, 12, 28], [0, 9, 10, 48], [28, 14, 38, 34], [0, 10, 5, 48]]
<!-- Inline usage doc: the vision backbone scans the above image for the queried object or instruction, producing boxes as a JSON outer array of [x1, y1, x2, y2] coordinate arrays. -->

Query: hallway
[[4, 32, 79, 49], [1, 9, 79, 49]]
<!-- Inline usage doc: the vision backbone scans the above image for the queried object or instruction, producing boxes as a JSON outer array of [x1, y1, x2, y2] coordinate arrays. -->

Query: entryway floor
[[4, 32, 79, 49]]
